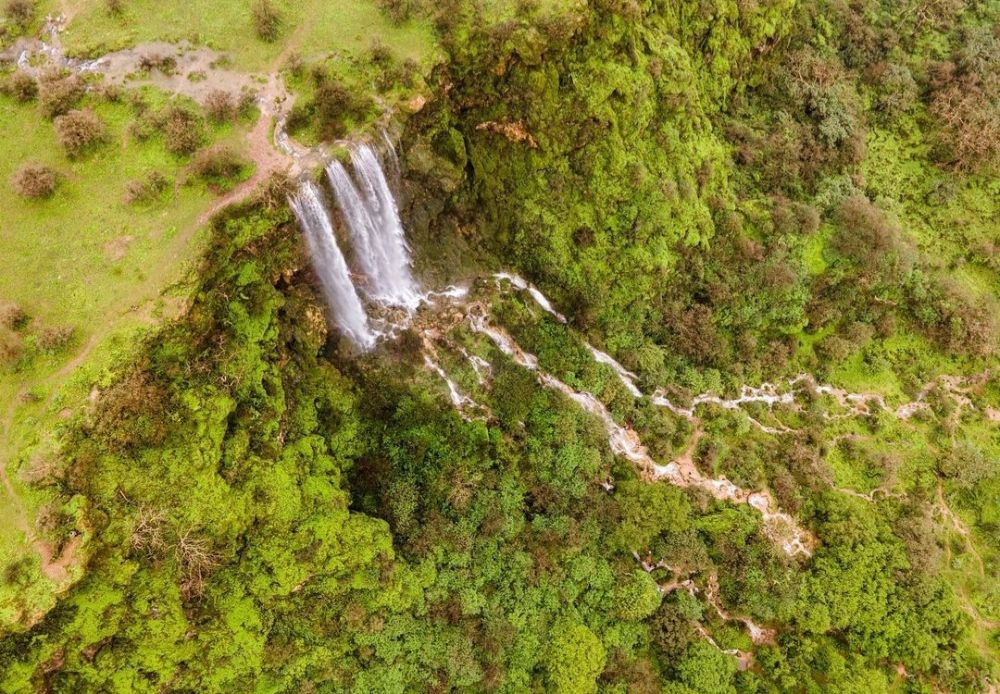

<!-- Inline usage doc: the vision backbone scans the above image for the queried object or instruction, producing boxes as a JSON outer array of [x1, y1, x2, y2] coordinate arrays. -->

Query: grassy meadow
[[48, 0, 438, 70], [0, 84, 255, 624]]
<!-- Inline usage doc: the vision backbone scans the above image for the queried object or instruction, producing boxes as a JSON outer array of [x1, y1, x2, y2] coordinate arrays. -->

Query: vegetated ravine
[[290, 138, 995, 619]]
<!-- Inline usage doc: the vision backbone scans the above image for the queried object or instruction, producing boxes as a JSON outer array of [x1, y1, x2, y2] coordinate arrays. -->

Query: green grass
[[0, 88, 254, 629], [55, 0, 438, 71]]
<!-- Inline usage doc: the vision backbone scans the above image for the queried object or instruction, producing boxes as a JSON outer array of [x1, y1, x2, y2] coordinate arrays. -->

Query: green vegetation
[[51, 0, 437, 71], [0, 73, 256, 631], [1, 0, 999, 691]]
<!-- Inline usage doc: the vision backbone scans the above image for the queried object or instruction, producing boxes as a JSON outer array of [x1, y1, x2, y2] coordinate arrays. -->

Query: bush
[[123, 171, 169, 204], [190, 145, 248, 192], [106, 0, 125, 15], [160, 106, 204, 155], [377, 0, 411, 24], [5, 71, 37, 102], [0, 333, 23, 367], [54, 108, 108, 157], [11, 163, 58, 199], [257, 170, 294, 211], [4, 0, 34, 28], [38, 74, 84, 119], [138, 53, 177, 75], [36, 325, 75, 352], [251, 0, 280, 42], [285, 51, 303, 77], [310, 70, 373, 140], [833, 195, 910, 280], [237, 88, 257, 119], [204, 89, 235, 123], [0, 303, 28, 330], [95, 82, 122, 102]]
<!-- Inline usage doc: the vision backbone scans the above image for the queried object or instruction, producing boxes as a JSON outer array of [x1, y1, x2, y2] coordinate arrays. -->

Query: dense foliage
[[1, 0, 999, 692]]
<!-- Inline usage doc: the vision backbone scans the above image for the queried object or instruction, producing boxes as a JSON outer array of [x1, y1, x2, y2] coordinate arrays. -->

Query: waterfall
[[290, 181, 376, 350], [325, 143, 420, 310]]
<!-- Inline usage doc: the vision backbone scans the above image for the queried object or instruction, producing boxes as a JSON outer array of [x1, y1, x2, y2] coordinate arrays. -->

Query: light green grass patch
[[57, 0, 438, 72], [0, 87, 251, 629]]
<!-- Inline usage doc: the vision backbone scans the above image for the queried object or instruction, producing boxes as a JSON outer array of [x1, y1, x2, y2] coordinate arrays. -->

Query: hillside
[[0, 0, 998, 692]]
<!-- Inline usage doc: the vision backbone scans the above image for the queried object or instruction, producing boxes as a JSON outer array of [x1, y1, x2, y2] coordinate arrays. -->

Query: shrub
[[4, 0, 34, 29], [11, 163, 58, 199], [237, 88, 257, 118], [95, 82, 122, 102], [123, 171, 169, 204], [310, 70, 372, 140], [833, 195, 910, 280], [868, 62, 918, 118], [257, 170, 293, 210], [190, 145, 247, 192], [38, 74, 84, 119], [37, 325, 75, 351], [54, 108, 108, 157], [285, 51, 303, 77], [0, 333, 23, 367], [203, 89, 235, 123], [377, 0, 411, 24], [6, 71, 37, 102], [160, 106, 203, 155], [816, 334, 855, 363], [251, 0, 280, 42], [908, 275, 999, 357], [0, 303, 28, 330], [126, 90, 149, 115], [930, 81, 1000, 171], [106, 0, 125, 15], [138, 53, 177, 75]]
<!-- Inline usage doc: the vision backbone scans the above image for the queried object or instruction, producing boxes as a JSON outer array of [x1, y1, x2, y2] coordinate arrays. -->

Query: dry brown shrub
[[123, 170, 169, 204], [38, 74, 84, 119], [54, 108, 108, 157], [4, 0, 34, 28], [175, 529, 220, 599], [203, 89, 235, 123], [251, 0, 281, 41], [190, 145, 247, 191], [6, 70, 37, 102], [0, 303, 28, 329], [37, 325, 75, 351], [129, 506, 168, 557], [0, 332, 24, 367], [160, 106, 203, 155], [257, 170, 293, 211], [930, 80, 1000, 171], [11, 163, 58, 199]]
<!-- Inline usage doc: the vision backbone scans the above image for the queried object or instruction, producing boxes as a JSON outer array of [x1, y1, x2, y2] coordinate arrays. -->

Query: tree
[[673, 641, 737, 694], [545, 620, 607, 693], [611, 570, 661, 620]]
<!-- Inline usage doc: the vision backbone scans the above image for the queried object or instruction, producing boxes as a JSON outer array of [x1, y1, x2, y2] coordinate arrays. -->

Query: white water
[[326, 144, 421, 310], [423, 353, 483, 417], [466, 308, 814, 556], [290, 182, 376, 349], [494, 273, 568, 324]]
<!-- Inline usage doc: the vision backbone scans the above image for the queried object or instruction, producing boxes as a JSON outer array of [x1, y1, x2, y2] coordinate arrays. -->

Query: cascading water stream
[[290, 182, 376, 350], [325, 144, 421, 310]]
